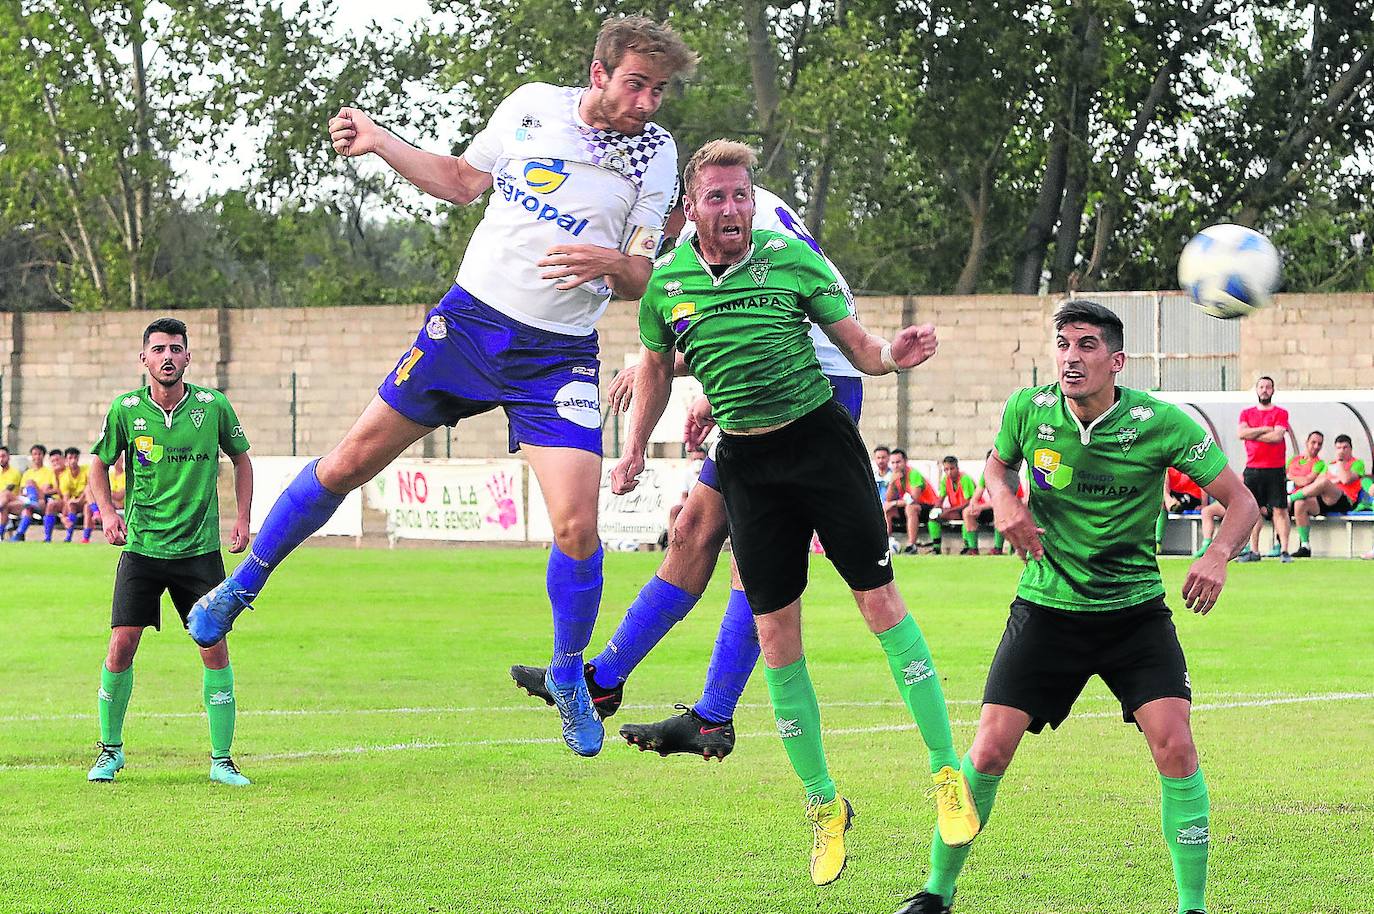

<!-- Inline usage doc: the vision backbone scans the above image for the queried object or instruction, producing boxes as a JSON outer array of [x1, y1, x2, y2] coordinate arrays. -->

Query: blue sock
[[693, 588, 761, 723], [547, 543, 604, 686], [64, 514, 77, 542], [229, 459, 343, 595], [13, 513, 32, 539], [590, 575, 700, 689], [43, 514, 57, 541]]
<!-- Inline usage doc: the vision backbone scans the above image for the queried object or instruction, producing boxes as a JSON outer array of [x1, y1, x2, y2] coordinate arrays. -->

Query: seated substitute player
[[895, 300, 1258, 914], [39, 446, 68, 542], [932, 455, 976, 554], [186, 16, 697, 758], [0, 446, 21, 537], [510, 180, 870, 761], [84, 453, 126, 544], [1287, 434, 1365, 555], [58, 447, 91, 543], [86, 318, 254, 786], [1285, 430, 1325, 557], [7, 444, 52, 541], [1157, 466, 1206, 552], [611, 140, 981, 886], [873, 445, 892, 501], [885, 449, 937, 553], [960, 450, 1025, 555]]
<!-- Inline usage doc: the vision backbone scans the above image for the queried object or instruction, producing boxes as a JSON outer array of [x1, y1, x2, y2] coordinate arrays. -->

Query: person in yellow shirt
[[0, 446, 23, 537], [59, 447, 92, 543], [83, 453, 125, 543], [10, 444, 61, 541]]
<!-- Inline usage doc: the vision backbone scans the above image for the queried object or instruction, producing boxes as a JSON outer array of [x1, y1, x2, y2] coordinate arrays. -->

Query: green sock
[[927, 520, 941, 547], [203, 664, 236, 758], [992, 531, 1005, 551], [98, 664, 134, 746], [962, 528, 977, 549], [1162, 767, 1210, 913], [1155, 507, 1168, 545], [876, 614, 958, 772], [762, 657, 835, 803], [1298, 525, 1310, 544], [925, 752, 1002, 903], [1287, 490, 1302, 504]]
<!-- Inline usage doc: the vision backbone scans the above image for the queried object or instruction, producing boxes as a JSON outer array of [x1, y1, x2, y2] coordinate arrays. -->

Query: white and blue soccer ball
[[1178, 223, 1281, 319]]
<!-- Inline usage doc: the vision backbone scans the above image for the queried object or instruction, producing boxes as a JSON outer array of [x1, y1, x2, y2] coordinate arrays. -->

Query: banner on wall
[[527, 458, 687, 544], [249, 456, 362, 537], [364, 459, 526, 541]]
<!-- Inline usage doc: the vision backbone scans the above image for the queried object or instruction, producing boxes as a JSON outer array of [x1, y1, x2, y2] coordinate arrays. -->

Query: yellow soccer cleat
[[805, 794, 855, 886], [927, 765, 981, 848]]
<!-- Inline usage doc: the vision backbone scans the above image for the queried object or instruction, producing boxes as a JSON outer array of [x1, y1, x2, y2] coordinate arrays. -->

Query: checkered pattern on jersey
[[563, 88, 672, 190]]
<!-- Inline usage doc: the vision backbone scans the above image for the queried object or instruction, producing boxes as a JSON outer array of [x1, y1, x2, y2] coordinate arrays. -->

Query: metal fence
[[1079, 291, 1241, 391]]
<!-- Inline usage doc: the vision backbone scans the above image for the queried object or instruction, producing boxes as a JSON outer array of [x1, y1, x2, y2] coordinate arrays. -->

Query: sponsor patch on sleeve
[[622, 225, 664, 257]]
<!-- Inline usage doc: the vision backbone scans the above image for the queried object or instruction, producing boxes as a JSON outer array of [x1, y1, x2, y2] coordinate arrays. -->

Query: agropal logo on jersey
[[523, 158, 570, 193], [552, 381, 600, 429], [1032, 448, 1074, 491], [495, 165, 589, 237]]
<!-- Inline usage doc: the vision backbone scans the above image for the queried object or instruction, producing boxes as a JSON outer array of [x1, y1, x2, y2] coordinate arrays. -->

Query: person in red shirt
[[1158, 467, 1205, 552], [1236, 376, 1298, 563]]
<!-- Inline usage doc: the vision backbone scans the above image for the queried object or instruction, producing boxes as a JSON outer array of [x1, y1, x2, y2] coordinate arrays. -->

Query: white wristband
[[880, 342, 901, 374]]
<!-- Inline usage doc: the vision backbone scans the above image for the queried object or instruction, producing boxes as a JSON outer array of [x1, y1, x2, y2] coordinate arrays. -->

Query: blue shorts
[[379, 285, 603, 455], [698, 374, 863, 492]]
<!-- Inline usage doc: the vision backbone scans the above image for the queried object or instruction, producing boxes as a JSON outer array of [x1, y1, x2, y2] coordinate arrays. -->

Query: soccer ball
[[1178, 223, 1281, 319]]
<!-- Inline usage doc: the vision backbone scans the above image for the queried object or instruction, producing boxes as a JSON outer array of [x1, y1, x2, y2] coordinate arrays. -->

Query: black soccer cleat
[[893, 891, 951, 914], [619, 705, 735, 760], [509, 662, 624, 718]]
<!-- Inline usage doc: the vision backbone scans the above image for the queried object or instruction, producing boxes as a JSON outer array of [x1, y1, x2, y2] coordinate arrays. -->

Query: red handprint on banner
[[486, 472, 519, 530]]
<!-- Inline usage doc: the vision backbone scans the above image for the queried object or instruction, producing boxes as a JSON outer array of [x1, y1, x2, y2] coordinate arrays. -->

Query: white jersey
[[677, 186, 860, 377], [459, 83, 678, 336]]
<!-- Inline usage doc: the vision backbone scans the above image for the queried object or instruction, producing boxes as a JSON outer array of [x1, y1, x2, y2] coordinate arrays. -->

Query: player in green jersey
[[85, 318, 254, 786], [898, 301, 1259, 914], [611, 139, 981, 887]]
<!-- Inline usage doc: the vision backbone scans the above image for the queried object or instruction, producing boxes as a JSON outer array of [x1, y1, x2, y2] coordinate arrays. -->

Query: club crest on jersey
[[1032, 391, 1058, 408], [523, 159, 569, 194], [190, 408, 206, 429], [671, 302, 696, 334], [1037, 423, 1056, 441], [1032, 447, 1074, 491], [195, 391, 215, 403], [426, 315, 448, 340], [664, 280, 683, 298], [133, 418, 147, 431], [1117, 427, 1138, 454], [602, 152, 630, 175], [121, 395, 140, 408], [1130, 405, 1155, 422], [748, 260, 771, 286]]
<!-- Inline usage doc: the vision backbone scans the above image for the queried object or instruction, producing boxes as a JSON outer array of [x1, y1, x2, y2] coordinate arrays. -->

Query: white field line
[[2, 692, 1369, 773], [0, 690, 1312, 724]]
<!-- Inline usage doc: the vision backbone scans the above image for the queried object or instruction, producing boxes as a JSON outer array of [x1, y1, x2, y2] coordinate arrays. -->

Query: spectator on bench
[[1157, 467, 1205, 553], [0, 446, 21, 537], [58, 447, 91, 543], [872, 445, 892, 502], [1287, 434, 1367, 557], [884, 448, 936, 554], [961, 449, 1026, 555], [10, 445, 63, 542], [1286, 430, 1326, 558]]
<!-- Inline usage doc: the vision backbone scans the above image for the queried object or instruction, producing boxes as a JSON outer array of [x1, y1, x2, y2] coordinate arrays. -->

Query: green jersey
[[993, 384, 1228, 612], [639, 229, 852, 430], [92, 383, 250, 559]]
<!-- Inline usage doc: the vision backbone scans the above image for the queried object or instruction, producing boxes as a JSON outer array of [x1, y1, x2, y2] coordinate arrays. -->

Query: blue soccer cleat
[[544, 669, 603, 758], [187, 579, 255, 647], [87, 742, 125, 782], [210, 756, 251, 787]]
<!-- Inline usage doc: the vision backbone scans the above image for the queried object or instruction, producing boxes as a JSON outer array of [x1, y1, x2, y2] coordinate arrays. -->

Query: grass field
[[1, 547, 1371, 914]]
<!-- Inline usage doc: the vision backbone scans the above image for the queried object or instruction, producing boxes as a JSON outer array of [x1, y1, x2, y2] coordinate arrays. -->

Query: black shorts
[[1325, 494, 1356, 514], [1243, 466, 1288, 509], [982, 596, 1191, 733], [112, 550, 225, 630], [716, 398, 893, 615]]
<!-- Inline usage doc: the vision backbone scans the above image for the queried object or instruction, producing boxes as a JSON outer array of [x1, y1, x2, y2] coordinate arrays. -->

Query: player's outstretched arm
[[820, 317, 938, 376], [227, 451, 252, 554], [611, 348, 676, 495], [328, 107, 493, 205], [87, 457, 126, 546], [1183, 466, 1259, 615], [986, 452, 1043, 561]]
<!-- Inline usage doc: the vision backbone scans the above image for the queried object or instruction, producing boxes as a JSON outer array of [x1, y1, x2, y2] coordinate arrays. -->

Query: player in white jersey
[[511, 185, 868, 760], [187, 17, 698, 758]]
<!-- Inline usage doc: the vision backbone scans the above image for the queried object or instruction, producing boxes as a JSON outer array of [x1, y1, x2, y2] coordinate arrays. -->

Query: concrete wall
[[1, 292, 1370, 462]]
